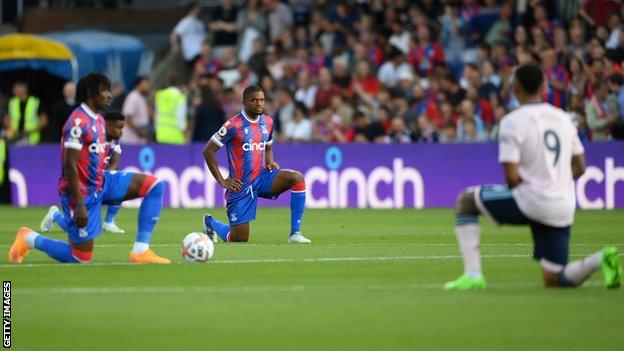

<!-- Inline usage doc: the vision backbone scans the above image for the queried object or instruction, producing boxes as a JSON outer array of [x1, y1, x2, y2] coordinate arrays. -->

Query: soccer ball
[[182, 232, 214, 262]]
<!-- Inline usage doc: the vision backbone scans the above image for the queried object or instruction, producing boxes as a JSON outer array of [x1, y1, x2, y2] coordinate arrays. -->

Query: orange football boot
[[8, 227, 33, 263], [129, 249, 171, 264]]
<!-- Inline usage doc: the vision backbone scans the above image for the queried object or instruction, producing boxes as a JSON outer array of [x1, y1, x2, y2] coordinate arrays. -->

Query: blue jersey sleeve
[[210, 120, 237, 148]]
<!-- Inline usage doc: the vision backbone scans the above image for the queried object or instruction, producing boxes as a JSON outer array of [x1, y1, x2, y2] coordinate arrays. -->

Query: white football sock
[[25, 231, 40, 248], [455, 223, 482, 278], [562, 251, 602, 285], [132, 242, 149, 254]]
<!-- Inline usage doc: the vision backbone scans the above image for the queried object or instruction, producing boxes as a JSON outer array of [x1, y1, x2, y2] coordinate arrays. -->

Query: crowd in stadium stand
[[4, 0, 624, 145]]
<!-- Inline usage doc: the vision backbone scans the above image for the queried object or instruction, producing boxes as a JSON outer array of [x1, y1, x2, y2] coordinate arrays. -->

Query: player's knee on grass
[[229, 232, 249, 242], [539, 259, 576, 288], [229, 225, 249, 242], [71, 247, 93, 263], [455, 189, 479, 216]]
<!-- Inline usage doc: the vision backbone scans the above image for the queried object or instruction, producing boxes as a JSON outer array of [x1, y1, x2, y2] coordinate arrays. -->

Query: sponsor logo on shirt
[[242, 141, 267, 151], [88, 142, 108, 154]]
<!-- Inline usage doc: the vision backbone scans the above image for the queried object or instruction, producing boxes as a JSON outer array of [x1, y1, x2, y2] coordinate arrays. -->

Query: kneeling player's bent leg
[[267, 169, 306, 235], [8, 227, 93, 264], [534, 225, 604, 288], [102, 172, 169, 263]]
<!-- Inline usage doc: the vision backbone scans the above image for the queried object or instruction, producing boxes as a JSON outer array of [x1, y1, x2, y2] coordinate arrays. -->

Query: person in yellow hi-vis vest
[[6, 81, 48, 145], [154, 75, 188, 144]]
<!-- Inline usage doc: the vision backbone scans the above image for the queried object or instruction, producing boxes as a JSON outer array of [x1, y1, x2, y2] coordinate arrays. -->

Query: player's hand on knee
[[75, 204, 88, 228], [266, 161, 279, 170], [220, 178, 242, 192]]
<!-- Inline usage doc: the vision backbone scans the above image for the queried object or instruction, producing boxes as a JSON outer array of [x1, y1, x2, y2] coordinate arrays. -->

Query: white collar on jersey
[[241, 109, 262, 124], [80, 103, 99, 119]]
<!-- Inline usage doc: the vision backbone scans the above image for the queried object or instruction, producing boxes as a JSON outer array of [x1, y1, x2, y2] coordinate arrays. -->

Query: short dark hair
[[608, 73, 624, 87], [515, 64, 544, 95], [76, 73, 111, 104], [104, 110, 126, 122], [243, 85, 264, 100], [133, 76, 148, 89]]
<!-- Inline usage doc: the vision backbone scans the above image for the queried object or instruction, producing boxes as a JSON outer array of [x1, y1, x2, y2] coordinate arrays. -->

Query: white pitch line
[[1, 253, 618, 269], [13, 281, 605, 296], [1, 242, 621, 249]]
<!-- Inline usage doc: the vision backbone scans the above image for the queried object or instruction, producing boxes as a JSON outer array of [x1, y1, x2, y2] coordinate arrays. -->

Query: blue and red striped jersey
[[59, 103, 108, 198], [210, 109, 274, 191]]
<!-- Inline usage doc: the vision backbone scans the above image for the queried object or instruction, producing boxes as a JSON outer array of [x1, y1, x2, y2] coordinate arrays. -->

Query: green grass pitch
[[1, 206, 623, 350]]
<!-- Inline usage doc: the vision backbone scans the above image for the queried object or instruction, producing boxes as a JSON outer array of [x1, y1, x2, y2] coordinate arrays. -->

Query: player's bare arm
[[571, 154, 586, 180], [265, 143, 279, 170], [63, 148, 87, 228], [203, 139, 242, 192], [502, 162, 522, 188], [109, 152, 121, 171]]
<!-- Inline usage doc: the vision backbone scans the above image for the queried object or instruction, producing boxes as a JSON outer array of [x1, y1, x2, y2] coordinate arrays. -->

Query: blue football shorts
[[225, 169, 280, 226], [60, 171, 135, 243]]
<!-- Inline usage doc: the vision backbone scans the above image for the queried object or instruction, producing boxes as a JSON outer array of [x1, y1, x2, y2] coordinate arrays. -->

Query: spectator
[[170, 2, 206, 64], [154, 75, 188, 144], [332, 58, 351, 89], [329, 95, 354, 126], [585, 80, 619, 140], [541, 48, 569, 109], [533, 3, 560, 40], [514, 25, 529, 49], [378, 47, 413, 88], [605, 13, 623, 49], [210, 0, 239, 49], [264, 0, 294, 43], [313, 108, 347, 143], [327, 1, 359, 49], [389, 21, 411, 54], [273, 87, 295, 136], [607, 73, 624, 139], [294, 71, 318, 111], [485, 2, 513, 46], [194, 41, 222, 77], [348, 111, 386, 143], [236, 0, 267, 63], [108, 83, 126, 112], [457, 116, 482, 142], [49, 82, 75, 143], [415, 115, 439, 143], [553, 27, 570, 58], [564, 54, 586, 98], [579, 0, 622, 27], [192, 86, 226, 142], [349, 60, 380, 104], [568, 19, 588, 57], [313, 67, 343, 113], [440, 71, 466, 108], [121, 76, 151, 144], [408, 24, 445, 78], [284, 102, 313, 142], [389, 117, 415, 143], [456, 99, 487, 141], [530, 27, 551, 54], [6, 81, 48, 145]]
